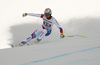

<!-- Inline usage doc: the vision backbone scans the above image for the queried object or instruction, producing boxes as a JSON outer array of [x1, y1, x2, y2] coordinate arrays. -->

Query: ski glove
[[60, 33, 65, 38], [22, 13, 28, 17]]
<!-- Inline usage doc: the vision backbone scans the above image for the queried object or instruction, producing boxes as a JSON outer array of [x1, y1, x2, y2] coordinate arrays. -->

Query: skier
[[18, 8, 65, 46]]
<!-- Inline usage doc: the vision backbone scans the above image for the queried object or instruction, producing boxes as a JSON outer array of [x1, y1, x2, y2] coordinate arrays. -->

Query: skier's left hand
[[22, 13, 28, 17], [60, 33, 65, 38]]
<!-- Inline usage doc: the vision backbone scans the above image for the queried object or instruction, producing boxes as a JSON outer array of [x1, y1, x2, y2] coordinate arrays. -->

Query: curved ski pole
[[64, 35, 74, 37], [64, 35, 87, 38], [74, 35, 88, 38]]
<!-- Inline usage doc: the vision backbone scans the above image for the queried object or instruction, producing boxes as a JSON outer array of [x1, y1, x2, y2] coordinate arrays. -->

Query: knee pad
[[31, 31, 36, 39]]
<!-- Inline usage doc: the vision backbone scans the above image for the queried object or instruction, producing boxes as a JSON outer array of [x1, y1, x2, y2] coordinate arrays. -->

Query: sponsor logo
[[43, 19, 52, 23]]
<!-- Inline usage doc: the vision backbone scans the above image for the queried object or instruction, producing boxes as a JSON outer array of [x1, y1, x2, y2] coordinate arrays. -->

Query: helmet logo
[[45, 9, 49, 13]]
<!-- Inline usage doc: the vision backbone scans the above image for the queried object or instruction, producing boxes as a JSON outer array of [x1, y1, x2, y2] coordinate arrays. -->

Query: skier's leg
[[34, 29, 47, 43], [19, 26, 43, 46], [35, 29, 52, 43], [45, 30, 52, 36], [21, 31, 36, 44], [18, 31, 36, 46]]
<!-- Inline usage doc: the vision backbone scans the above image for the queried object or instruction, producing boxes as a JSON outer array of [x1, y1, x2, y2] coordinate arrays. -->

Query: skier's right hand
[[60, 33, 65, 38], [22, 13, 28, 17]]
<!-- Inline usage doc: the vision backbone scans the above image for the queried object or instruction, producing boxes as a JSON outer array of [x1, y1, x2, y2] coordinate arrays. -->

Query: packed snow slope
[[0, 17, 100, 65]]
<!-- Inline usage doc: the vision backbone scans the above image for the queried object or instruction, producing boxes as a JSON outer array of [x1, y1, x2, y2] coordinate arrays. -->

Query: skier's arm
[[22, 13, 44, 18], [28, 13, 44, 18], [54, 19, 64, 38]]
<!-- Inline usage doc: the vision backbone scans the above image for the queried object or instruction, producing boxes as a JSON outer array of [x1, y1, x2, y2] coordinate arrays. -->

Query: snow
[[0, 38, 100, 65], [0, 0, 100, 65]]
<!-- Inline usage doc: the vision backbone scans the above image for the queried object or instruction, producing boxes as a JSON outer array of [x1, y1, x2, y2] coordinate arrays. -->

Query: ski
[[65, 35, 87, 38], [8, 43, 30, 48], [8, 44, 15, 48], [8, 44, 20, 48]]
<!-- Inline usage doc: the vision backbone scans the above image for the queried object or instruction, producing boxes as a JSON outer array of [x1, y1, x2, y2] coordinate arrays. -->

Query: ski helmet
[[44, 8, 52, 15]]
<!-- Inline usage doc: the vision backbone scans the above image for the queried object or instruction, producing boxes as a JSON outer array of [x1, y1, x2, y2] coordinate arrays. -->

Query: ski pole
[[64, 35, 88, 38]]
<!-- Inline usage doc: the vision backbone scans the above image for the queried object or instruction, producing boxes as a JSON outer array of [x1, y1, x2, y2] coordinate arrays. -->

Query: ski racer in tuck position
[[18, 8, 65, 46]]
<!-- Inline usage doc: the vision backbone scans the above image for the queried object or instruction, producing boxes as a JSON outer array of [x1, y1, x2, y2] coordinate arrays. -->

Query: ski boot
[[34, 39, 39, 44], [17, 43, 24, 46]]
